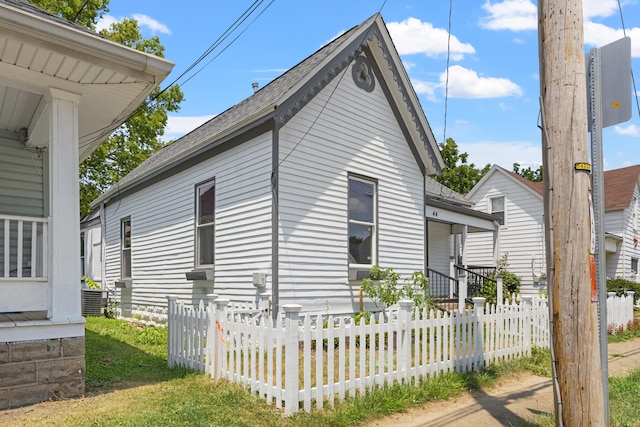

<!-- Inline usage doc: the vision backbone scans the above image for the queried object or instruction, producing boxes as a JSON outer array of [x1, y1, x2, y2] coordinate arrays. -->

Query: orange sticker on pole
[[590, 254, 598, 302]]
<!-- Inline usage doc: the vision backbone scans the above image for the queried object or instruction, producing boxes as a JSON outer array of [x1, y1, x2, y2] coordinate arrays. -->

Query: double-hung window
[[196, 180, 215, 267], [490, 195, 506, 226], [348, 175, 377, 268], [121, 218, 131, 279]]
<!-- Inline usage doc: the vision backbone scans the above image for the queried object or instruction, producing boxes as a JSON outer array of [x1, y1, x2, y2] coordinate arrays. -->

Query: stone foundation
[[0, 336, 85, 409]]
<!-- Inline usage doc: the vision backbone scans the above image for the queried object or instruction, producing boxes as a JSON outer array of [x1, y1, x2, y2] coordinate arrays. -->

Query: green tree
[[432, 138, 491, 194], [513, 162, 543, 182], [30, 1, 184, 217]]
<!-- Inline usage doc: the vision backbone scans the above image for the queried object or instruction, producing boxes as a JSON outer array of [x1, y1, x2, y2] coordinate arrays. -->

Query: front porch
[[425, 195, 501, 308]]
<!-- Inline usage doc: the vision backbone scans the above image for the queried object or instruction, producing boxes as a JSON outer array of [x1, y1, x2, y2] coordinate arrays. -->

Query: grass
[[7, 315, 639, 426]]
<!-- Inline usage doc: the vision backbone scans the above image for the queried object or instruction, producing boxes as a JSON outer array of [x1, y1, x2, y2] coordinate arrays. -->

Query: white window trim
[[195, 179, 215, 269], [489, 195, 507, 227], [348, 174, 378, 271], [120, 218, 131, 279]]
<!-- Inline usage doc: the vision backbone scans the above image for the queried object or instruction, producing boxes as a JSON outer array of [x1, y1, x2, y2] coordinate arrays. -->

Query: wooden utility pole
[[538, 0, 606, 425]]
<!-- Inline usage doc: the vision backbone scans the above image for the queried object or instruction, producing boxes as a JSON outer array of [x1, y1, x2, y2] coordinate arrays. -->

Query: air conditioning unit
[[81, 289, 104, 316]]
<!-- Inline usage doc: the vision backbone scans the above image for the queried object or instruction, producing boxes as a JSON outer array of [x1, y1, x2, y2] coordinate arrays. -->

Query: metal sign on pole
[[586, 36, 631, 427]]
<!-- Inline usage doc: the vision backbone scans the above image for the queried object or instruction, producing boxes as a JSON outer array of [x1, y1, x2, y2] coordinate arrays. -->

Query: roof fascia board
[[94, 115, 275, 208], [0, 2, 173, 81]]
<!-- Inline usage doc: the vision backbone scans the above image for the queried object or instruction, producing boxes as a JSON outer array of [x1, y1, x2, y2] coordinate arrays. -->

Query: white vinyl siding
[[605, 185, 640, 281], [0, 134, 45, 217], [427, 221, 452, 273], [277, 59, 425, 314], [467, 170, 545, 295], [103, 133, 272, 310]]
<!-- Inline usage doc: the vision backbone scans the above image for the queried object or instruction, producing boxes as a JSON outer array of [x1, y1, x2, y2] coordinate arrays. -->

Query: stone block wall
[[0, 336, 85, 409]]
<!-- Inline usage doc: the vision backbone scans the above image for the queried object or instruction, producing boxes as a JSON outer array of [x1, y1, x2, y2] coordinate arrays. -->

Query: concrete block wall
[[0, 337, 85, 409]]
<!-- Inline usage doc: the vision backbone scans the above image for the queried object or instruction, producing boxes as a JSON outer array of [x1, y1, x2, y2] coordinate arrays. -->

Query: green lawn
[[10, 315, 640, 426]]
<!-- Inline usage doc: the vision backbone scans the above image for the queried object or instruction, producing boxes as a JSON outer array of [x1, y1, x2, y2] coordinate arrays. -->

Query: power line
[[616, 0, 640, 119], [80, 0, 275, 146]]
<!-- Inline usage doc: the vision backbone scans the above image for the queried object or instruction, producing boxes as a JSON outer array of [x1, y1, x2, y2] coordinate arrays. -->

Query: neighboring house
[[466, 164, 640, 295], [0, 0, 173, 408], [87, 14, 499, 322]]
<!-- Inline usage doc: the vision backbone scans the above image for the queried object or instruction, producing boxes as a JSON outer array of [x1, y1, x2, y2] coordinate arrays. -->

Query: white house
[[87, 14, 499, 322], [0, 0, 173, 408], [466, 164, 640, 295]]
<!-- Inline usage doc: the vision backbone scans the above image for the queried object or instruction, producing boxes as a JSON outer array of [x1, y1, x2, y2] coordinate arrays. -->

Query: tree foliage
[[513, 163, 543, 182], [30, 1, 184, 217], [432, 138, 491, 194]]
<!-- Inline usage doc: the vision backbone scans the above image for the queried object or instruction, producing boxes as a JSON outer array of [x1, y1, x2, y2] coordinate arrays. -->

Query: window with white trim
[[632, 258, 638, 275], [196, 180, 215, 267], [121, 218, 131, 278], [490, 195, 506, 226], [348, 175, 377, 267]]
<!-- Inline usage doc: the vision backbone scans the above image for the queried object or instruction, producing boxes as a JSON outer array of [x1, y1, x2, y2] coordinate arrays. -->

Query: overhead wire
[[79, 0, 275, 146], [616, 0, 640, 118], [443, 0, 453, 145], [273, 0, 388, 173]]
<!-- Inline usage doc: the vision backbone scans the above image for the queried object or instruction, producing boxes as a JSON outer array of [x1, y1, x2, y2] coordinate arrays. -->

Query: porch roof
[[426, 196, 500, 232]]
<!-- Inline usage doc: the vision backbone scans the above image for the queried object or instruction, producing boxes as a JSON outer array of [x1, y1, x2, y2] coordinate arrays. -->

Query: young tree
[[513, 162, 543, 182], [30, 1, 184, 217], [432, 138, 491, 194]]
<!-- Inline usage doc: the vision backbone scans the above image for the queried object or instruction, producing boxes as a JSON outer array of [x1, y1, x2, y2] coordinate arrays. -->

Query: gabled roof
[[93, 14, 444, 207], [604, 165, 640, 211], [467, 164, 640, 212], [466, 165, 544, 201], [0, 0, 174, 161]]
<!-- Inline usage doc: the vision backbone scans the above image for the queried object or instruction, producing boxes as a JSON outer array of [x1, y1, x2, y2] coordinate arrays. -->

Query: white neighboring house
[[86, 14, 499, 322], [466, 164, 640, 296], [0, 0, 173, 408]]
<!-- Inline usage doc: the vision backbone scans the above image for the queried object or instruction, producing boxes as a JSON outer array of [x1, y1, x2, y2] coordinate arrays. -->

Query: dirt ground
[[1, 338, 639, 426], [366, 338, 640, 427]]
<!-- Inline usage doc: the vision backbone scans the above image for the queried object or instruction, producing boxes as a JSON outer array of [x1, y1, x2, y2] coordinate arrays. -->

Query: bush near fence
[[167, 293, 633, 415]]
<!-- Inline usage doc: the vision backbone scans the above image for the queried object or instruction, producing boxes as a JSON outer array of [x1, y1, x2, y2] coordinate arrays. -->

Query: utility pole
[[538, 1, 606, 426]]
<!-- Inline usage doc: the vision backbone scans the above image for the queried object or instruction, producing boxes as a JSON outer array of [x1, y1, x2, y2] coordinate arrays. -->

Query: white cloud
[[440, 65, 523, 99], [95, 15, 118, 32], [132, 14, 171, 34], [411, 79, 439, 102], [614, 124, 640, 136], [162, 115, 215, 141], [96, 14, 171, 34], [458, 140, 541, 169], [584, 22, 640, 57], [583, 0, 618, 19], [479, 0, 537, 32], [387, 18, 475, 60]]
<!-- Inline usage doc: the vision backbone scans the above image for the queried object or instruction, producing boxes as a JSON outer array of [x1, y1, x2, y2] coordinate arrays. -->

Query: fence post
[[496, 273, 503, 305], [472, 297, 486, 370], [628, 291, 636, 328], [398, 300, 414, 383], [520, 296, 533, 357], [283, 304, 302, 416], [204, 294, 218, 375], [211, 298, 229, 382], [167, 296, 177, 367], [458, 270, 467, 313]]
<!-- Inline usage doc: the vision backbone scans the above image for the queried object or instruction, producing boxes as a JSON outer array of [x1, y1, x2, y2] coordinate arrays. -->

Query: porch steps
[[434, 298, 459, 313]]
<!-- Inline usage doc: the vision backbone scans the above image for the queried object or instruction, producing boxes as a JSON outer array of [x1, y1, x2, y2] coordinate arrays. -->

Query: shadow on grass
[[84, 321, 192, 393]]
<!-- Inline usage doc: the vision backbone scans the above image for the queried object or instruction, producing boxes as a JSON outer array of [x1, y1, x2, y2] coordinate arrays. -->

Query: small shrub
[[361, 266, 432, 312]]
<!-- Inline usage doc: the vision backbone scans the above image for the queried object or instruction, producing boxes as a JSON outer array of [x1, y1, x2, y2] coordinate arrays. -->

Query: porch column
[[492, 223, 501, 265], [461, 224, 468, 267], [47, 88, 82, 320]]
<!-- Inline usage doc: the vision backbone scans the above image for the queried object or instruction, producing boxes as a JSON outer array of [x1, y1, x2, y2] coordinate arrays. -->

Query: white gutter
[[0, 2, 174, 80]]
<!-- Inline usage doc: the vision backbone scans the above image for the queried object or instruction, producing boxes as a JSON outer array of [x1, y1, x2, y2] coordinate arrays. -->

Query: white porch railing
[[0, 214, 48, 279], [167, 293, 634, 415]]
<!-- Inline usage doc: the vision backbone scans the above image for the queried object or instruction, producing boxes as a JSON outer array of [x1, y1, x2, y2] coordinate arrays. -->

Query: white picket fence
[[607, 291, 636, 332], [166, 293, 633, 415]]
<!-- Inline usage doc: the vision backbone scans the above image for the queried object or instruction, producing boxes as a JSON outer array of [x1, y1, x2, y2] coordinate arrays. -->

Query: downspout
[[271, 125, 279, 318], [100, 202, 106, 289], [424, 178, 428, 272]]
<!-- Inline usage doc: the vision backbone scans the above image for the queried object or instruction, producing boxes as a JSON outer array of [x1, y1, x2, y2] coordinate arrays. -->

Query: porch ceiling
[[0, 0, 174, 161], [426, 197, 499, 232]]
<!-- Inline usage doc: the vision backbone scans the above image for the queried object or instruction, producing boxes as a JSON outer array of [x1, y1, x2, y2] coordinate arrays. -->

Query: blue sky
[[98, 0, 640, 171]]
